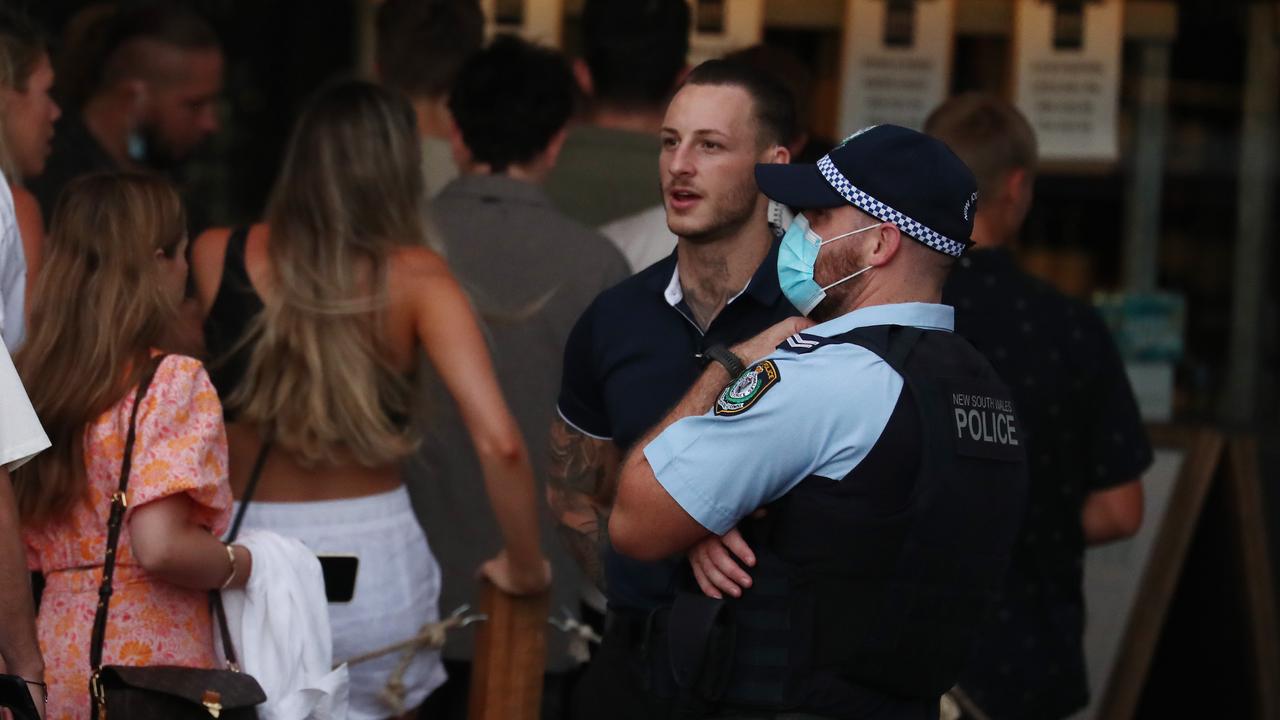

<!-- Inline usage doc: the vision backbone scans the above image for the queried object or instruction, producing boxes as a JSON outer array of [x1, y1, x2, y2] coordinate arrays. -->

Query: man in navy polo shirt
[[611, 125, 1029, 719], [548, 60, 798, 718], [926, 94, 1149, 720]]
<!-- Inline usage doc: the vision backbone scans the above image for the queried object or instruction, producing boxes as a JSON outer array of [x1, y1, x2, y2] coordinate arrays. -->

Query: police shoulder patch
[[715, 360, 781, 416]]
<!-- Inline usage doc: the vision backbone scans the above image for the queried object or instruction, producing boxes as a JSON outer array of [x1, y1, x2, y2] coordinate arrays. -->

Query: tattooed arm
[[546, 416, 620, 590]]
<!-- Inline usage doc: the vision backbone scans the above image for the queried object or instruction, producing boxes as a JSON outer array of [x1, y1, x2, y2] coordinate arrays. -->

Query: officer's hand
[[731, 317, 816, 366], [688, 526, 756, 599]]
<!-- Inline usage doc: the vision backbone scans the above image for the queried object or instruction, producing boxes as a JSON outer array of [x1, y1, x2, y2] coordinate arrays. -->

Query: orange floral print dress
[[24, 355, 232, 720]]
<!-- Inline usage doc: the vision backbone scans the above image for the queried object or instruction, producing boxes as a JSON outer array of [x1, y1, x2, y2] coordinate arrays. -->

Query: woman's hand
[[478, 550, 551, 596]]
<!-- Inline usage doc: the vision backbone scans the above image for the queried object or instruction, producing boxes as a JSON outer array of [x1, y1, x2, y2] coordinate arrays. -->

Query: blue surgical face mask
[[777, 213, 882, 316]]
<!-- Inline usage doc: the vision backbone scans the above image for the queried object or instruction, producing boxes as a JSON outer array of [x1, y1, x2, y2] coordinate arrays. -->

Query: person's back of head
[[376, 0, 484, 102], [580, 0, 689, 114], [238, 78, 425, 469], [14, 171, 186, 525], [449, 35, 576, 176], [924, 93, 1037, 246]]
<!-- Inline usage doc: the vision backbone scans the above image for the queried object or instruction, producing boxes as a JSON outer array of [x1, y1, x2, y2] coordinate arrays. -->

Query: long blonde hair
[[13, 172, 186, 526], [227, 79, 426, 467]]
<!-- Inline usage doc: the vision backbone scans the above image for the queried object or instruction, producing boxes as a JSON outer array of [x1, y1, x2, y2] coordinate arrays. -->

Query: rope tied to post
[[548, 606, 602, 663], [338, 604, 487, 715]]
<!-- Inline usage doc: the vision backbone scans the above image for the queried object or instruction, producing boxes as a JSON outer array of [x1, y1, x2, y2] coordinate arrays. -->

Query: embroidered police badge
[[715, 360, 780, 416]]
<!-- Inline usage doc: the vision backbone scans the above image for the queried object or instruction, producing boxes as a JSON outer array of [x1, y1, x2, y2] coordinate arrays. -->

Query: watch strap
[[703, 343, 746, 379]]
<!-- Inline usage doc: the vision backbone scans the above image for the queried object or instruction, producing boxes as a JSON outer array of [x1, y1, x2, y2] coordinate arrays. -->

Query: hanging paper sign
[[688, 0, 765, 64], [1013, 0, 1124, 162], [482, 0, 564, 47], [837, 0, 957, 133]]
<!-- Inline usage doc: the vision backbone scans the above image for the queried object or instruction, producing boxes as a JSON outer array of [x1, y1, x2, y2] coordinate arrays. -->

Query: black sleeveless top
[[202, 227, 412, 428], [203, 227, 263, 421]]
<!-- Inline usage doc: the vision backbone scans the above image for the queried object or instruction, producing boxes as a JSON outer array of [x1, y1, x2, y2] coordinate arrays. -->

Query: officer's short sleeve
[[556, 301, 612, 439], [1081, 308, 1154, 490], [644, 345, 903, 536]]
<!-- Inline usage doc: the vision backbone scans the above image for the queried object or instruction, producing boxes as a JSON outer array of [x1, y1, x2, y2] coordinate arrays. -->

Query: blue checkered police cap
[[754, 124, 978, 257]]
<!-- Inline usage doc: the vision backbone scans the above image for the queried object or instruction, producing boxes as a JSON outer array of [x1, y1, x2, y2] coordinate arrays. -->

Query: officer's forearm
[[611, 365, 736, 560], [630, 363, 732, 457]]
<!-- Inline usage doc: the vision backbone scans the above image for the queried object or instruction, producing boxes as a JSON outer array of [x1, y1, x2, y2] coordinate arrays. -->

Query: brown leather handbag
[[88, 356, 266, 719]]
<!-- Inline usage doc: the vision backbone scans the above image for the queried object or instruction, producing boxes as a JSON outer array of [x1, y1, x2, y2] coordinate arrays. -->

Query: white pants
[[235, 486, 447, 719]]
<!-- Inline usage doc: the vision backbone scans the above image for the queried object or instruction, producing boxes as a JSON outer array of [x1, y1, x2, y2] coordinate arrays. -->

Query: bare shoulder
[[189, 226, 235, 314], [191, 226, 233, 262], [389, 245, 459, 295], [390, 244, 449, 276]]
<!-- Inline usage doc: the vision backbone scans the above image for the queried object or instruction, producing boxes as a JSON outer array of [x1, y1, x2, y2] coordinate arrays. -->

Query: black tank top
[[203, 227, 262, 421], [202, 227, 412, 428]]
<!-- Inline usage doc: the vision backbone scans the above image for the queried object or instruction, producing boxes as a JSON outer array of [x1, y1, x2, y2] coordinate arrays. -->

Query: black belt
[[604, 607, 669, 651]]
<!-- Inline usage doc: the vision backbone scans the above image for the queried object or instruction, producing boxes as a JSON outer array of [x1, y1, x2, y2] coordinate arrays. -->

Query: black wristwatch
[[701, 343, 746, 379]]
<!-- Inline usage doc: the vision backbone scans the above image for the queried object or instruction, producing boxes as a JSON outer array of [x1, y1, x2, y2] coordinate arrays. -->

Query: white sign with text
[[838, 0, 956, 134], [1014, 0, 1124, 162]]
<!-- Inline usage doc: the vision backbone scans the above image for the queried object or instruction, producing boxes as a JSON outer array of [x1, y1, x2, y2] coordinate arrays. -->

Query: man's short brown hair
[[376, 0, 484, 99], [923, 93, 1037, 201]]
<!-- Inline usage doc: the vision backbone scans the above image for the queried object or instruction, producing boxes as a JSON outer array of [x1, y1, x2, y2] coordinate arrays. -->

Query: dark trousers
[[418, 659, 580, 720], [570, 615, 674, 720]]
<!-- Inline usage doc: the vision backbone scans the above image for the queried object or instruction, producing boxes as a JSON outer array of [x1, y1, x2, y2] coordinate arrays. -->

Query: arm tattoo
[[547, 418, 619, 589], [548, 418, 618, 503], [555, 507, 609, 590]]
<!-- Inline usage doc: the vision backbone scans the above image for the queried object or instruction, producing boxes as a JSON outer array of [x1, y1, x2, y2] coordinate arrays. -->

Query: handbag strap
[[212, 438, 271, 670], [226, 439, 271, 543], [88, 354, 167, 671]]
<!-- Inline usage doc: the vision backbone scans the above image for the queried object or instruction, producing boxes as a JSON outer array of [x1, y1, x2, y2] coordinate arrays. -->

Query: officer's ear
[[867, 222, 902, 267]]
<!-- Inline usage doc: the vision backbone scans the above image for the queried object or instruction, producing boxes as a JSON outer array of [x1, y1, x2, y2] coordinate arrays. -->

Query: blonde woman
[[14, 173, 251, 720], [190, 79, 549, 720]]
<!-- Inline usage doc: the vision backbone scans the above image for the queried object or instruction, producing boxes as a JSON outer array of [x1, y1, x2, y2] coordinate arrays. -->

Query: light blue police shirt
[[643, 302, 955, 536]]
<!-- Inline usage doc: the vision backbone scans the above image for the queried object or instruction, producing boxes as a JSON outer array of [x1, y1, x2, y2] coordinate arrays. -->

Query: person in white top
[[0, 173, 26, 348], [0, 333, 49, 715]]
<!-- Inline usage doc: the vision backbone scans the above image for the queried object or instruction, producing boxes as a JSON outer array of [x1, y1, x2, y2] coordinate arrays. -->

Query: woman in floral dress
[[11, 173, 252, 719]]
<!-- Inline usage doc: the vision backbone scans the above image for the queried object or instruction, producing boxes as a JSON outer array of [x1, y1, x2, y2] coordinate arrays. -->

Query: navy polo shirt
[[944, 248, 1153, 719], [557, 239, 798, 610]]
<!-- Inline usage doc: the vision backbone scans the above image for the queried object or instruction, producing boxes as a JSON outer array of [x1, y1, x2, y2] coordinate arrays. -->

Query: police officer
[[610, 124, 1029, 720]]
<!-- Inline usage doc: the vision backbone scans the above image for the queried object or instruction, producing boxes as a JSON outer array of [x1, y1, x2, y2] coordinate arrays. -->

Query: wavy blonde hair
[[227, 79, 426, 467], [13, 172, 186, 526]]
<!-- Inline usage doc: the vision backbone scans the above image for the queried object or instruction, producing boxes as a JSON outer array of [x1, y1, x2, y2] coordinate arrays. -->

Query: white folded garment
[[218, 529, 350, 720]]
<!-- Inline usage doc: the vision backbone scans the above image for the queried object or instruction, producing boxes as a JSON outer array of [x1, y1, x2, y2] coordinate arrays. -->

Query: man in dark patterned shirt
[[926, 94, 1152, 720]]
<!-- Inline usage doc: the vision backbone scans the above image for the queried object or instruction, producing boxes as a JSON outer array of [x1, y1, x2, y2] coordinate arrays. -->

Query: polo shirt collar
[[651, 237, 785, 310], [807, 302, 955, 338]]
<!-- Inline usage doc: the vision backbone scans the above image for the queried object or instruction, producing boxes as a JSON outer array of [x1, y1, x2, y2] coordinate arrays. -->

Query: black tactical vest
[[658, 323, 1028, 719]]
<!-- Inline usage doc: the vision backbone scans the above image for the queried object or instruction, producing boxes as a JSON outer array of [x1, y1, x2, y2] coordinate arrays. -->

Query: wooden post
[[467, 581, 550, 720], [1223, 436, 1280, 718]]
